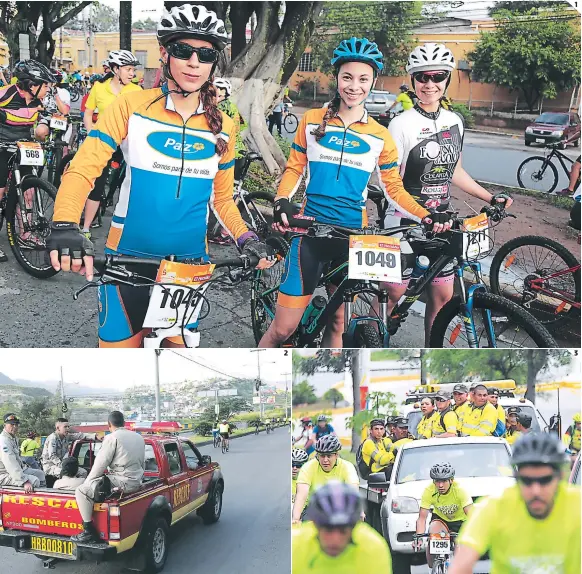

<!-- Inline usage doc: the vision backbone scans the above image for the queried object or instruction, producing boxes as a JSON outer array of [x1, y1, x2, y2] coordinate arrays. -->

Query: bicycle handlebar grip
[[286, 214, 315, 229]]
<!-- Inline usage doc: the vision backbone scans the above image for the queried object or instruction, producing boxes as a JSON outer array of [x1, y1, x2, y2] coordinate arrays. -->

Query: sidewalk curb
[[467, 128, 522, 139], [476, 179, 575, 209]]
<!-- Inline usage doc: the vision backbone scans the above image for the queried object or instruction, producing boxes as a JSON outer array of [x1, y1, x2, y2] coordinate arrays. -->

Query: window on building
[[78, 49, 87, 68], [135, 50, 148, 69], [298, 52, 314, 73]]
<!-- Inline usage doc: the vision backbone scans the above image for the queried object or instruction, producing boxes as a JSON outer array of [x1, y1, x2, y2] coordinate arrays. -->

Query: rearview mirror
[[201, 455, 211, 465]]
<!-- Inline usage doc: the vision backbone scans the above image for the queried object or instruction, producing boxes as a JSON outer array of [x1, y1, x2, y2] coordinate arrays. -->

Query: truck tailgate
[[1, 489, 84, 536]]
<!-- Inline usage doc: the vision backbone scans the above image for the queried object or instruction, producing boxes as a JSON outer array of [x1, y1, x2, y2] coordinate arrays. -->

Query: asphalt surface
[[0, 430, 291, 574]]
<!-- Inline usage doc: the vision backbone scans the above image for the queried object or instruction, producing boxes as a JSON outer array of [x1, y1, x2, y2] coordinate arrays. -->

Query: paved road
[[0, 431, 290, 574]]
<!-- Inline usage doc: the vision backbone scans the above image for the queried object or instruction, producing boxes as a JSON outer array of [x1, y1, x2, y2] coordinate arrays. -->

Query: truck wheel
[[143, 517, 170, 573], [199, 482, 223, 525]]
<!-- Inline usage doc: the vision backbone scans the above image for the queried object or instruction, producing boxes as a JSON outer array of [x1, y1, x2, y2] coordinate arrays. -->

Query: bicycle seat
[[247, 152, 263, 162], [367, 184, 384, 201]]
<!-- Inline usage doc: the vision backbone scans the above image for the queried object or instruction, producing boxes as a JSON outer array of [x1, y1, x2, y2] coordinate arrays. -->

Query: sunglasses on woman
[[413, 71, 450, 84], [167, 42, 219, 64]]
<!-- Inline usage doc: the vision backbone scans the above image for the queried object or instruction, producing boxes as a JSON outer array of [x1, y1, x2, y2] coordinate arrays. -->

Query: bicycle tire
[[431, 560, 445, 574], [221, 440, 227, 454], [250, 234, 290, 344], [48, 145, 63, 188], [6, 176, 58, 279], [489, 235, 581, 327], [351, 323, 382, 348], [53, 152, 76, 190], [238, 190, 275, 239], [517, 156, 559, 193], [284, 113, 298, 134], [70, 88, 80, 103], [429, 291, 557, 348]]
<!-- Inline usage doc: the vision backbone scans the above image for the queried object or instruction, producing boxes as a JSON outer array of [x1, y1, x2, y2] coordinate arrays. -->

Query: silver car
[[364, 90, 397, 117]]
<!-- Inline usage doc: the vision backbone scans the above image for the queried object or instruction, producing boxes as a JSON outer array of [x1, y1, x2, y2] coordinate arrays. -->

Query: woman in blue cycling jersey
[[259, 37, 444, 349]]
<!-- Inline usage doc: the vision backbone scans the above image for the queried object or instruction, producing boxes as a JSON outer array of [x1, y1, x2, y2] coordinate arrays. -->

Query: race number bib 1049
[[143, 260, 215, 329], [50, 114, 67, 130], [348, 235, 402, 282], [462, 212, 489, 259], [17, 141, 44, 166]]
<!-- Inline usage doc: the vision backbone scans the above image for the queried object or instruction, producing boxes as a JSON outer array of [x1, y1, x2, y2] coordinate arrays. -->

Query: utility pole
[[59, 26, 63, 67], [250, 349, 266, 418], [154, 350, 161, 420], [282, 372, 292, 419]]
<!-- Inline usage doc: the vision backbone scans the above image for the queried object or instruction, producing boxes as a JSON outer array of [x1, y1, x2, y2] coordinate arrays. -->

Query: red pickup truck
[[0, 435, 223, 572]]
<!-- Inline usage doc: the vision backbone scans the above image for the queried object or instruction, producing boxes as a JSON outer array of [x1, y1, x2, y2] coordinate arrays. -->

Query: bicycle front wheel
[[250, 235, 289, 344], [349, 323, 382, 348], [489, 235, 581, 327], [429, 291, 557, 348], [517, 157, 559, 193], [284, 113, 299, 134], [6, 176, 58, 279]]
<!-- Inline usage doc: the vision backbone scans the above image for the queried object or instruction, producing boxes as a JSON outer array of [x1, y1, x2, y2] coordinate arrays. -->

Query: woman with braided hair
[[259, 37, 442, 349], [49, 4, 273, 348]]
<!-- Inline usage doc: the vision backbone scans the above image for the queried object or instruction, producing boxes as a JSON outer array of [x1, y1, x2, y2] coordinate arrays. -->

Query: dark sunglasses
[[167, 43, 219, 64], [516, 473, 556, 486], [413, 71, 450, 84], [292, 464, 304, 469]]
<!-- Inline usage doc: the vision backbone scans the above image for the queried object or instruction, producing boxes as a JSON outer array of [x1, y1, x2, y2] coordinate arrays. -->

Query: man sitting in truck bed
[[53, 457, 86, 490], [72, 411, 145, 543]]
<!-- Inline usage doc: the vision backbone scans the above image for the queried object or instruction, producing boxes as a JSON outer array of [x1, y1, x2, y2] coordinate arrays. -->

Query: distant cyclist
[[387, 83, 414, 113], [219, 419, 230, 450], [304, 415, 336, 452], [292, 448, 309, 505], [212, 420, 220, 445], [563, 412, 581, 466], [413, 462, 472, 569], [292, 435, 359, 523], [293, 481, 392, 573], [450, 432, 580, 573]]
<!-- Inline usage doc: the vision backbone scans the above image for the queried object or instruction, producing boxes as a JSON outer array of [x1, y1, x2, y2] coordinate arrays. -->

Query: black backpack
[[356, 441, 371, 479]]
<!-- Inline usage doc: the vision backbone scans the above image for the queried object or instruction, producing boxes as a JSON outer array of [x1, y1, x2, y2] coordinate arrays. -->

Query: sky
[[0, 349, 291, 390]]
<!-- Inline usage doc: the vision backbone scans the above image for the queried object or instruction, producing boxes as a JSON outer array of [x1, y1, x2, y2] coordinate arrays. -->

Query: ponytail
[[98, 72, 114, 83], [311, 92, 341, 141], [200, 80, 227, 156]]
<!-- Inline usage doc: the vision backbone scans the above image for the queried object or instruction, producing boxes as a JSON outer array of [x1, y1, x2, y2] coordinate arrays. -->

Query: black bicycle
[[0, 140, 58, 278], [250, 205, 557, 348], [213, 432, 221, 448], [517, 144, 580, 194]]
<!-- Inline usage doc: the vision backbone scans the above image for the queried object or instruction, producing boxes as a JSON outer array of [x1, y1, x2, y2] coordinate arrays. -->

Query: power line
[[166, 350, 246, 381]]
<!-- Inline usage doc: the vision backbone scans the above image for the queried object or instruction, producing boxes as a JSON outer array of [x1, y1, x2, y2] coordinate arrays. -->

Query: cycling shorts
[[278, 235, 348, 309], [220, 432, 229, 439], [430, 515, 465, 534], [0, 150, 33, 188]]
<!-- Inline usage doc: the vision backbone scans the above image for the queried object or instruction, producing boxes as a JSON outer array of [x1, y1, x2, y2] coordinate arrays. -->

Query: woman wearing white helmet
[[80, 49, 142, 237], [48, 4, 273, 349], [380, 42, 513, 344]]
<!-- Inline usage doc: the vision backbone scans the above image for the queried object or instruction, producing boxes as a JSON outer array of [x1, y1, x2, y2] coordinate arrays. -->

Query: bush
[[449, 102, 475, 129], [195, 422, 213, 436]]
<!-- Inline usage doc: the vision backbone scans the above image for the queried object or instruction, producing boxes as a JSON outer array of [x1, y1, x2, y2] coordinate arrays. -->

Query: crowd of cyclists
[[291, 388, 581, 572]]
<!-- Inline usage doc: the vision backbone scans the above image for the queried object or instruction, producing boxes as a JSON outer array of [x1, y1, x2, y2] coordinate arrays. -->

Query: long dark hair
[[200, 79, 227, 156], [311, 92, 341, 141], [97, 71, 114, 84]]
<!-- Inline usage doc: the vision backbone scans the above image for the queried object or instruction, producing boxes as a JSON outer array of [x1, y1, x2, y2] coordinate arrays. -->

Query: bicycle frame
[[527, 264, 581, 309]]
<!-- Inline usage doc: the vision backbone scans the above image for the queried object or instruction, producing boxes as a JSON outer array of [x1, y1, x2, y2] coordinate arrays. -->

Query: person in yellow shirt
[[388, 83, 414, 113], [563, 412, 581, 466], [431, 392, 459, 438], [80, 49, 142, 237], [450, 433, 580, 574], [417, 397, 437, 439], [505, 408, 522, 445], [460, 384, 497, 436], [391, 417, 415, 448], [20, 430, 41, 469], [414, 462, 472, 569], [293, 481, 392, 574], [292, 448, 309, 504], [452, 384, 471, 428], [487, 387, 507, 437], [292, 435, 359, 523], [361, 418, 394, 480]]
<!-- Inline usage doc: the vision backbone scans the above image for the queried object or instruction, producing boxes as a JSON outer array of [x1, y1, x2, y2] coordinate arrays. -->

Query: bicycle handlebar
[[412, 532, 459, 539]]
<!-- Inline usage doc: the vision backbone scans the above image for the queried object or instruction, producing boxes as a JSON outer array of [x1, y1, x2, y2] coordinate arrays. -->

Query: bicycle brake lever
[[73, 280, 100, 300]]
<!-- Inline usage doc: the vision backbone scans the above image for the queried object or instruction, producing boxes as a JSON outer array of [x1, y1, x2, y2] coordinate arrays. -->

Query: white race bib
[[143, 261, 215, 329], [348, 235, 402, 282], [17, 141, 44, 166], [462, 212, 489, 259], [429, 534, 451, 555], [50, 114, 67, 131]]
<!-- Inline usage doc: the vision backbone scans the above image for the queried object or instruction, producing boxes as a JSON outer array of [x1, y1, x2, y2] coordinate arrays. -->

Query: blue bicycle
[[250, 203, 557, 348]]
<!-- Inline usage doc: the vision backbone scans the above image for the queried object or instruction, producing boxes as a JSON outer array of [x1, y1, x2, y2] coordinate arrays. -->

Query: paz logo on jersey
[[147, 131, 215, 161], [318, 132, 371, 155]]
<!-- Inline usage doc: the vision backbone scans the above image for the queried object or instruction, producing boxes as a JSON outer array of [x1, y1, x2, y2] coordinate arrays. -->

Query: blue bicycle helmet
[[331, 37, 384, 75]]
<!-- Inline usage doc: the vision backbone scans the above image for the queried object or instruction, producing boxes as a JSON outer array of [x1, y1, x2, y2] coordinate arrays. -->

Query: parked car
[[524, 111, 581, 148], [365, 90, 397, 118], [361, 436, 514, 574], [0, 435, 223, 572]]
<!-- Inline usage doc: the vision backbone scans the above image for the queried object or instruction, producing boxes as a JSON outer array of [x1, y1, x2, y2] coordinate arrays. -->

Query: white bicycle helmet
[[406, 43, 456, 74], [157, 4, 229, 51], [107, 50, 139, 68], [214, 78, 232, 96]]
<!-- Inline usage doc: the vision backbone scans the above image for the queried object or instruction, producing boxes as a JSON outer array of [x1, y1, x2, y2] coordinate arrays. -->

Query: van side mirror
[[201, 455, 211, 465]]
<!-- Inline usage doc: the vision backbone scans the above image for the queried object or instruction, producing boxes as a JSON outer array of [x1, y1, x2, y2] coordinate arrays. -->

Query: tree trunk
[[524, 349, 548, 404], [351, 350, 363, 453], [119, 1, 132, 51], [420, 349, 427, 385]]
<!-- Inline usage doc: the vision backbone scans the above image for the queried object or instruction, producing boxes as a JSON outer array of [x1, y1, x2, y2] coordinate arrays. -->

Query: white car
[[362, 436, 514, 573]]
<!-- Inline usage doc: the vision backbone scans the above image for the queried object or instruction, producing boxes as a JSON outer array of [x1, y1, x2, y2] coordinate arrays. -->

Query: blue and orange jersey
[[0, 84, 42, 142], [277, 108, 430, 228], [54, 84, 248, 260]]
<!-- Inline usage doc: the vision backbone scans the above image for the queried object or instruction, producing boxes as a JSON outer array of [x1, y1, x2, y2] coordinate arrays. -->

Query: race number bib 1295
[[143, 260, 215, 329], [348, 235, 402, 282], [462, 212, 489, 258], [429, 534, 450, 555], [17, 141, 44, 166], [50, 114, 67, 131]]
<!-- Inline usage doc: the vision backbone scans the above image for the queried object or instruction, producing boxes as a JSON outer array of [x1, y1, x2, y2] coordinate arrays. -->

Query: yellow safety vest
[[461, 403, 497, 436]]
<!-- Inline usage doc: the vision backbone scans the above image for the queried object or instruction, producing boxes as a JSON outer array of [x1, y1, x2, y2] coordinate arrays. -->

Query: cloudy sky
[[0, 349, 291, 390]]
